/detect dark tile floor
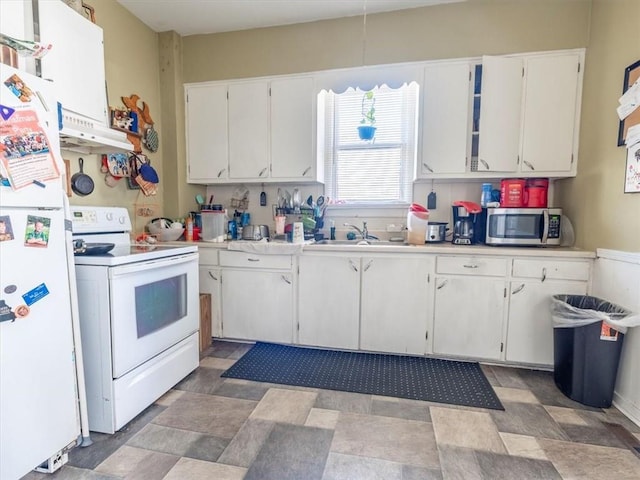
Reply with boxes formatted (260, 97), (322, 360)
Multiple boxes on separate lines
(23, 340), (640, 480)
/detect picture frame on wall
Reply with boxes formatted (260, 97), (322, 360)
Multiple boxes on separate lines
(624, 142), (640, 193)
(617, 59), (640, 147)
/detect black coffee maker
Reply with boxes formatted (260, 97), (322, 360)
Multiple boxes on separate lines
(452, 201), (487, 245)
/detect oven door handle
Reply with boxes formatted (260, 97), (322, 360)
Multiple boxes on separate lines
(109, 253), (198, 277)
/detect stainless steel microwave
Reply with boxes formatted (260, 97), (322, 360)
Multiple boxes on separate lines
(485, 208), (562, 246)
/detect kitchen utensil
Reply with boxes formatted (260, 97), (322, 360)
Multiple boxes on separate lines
(426, 222), (448, 243)
(306, 195), (313, 207)
(73, 240), (115, 255)
(284, 189), (292, 209)
(292, 188), (301, 211)
(195, 194), (205, 206)
(241, 224), (270, 241)
(71, 157), (94, 196)
(147, 220), (185, 242)
(260, 183), (267, 206)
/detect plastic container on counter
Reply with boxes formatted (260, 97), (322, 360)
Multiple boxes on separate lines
(524, 178), (549, 208)
(500, 178), (526, 207)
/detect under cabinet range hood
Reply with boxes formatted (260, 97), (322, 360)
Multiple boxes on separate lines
(35, 0), (134, 154)
(58, 109), (133, 154)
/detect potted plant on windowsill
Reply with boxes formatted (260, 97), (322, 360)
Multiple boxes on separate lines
(358, 90), (376, 141)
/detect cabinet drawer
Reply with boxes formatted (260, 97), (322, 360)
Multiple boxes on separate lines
(512, 258), (590, 281)
(437, 256), (508, 276)
(219, 250), (292, 269)
(198, 248), (219, 266)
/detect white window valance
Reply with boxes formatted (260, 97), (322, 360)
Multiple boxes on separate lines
(314, 64), (423, 94)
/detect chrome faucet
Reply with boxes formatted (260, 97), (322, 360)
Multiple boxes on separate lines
(344, 221), (378, 240)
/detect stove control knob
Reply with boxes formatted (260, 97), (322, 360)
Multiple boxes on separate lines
(119, 216), (126, 224)
(105, 212), (113, 221)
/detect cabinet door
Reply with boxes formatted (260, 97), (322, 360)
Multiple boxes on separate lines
(228, 81), (270, 179)
(39, 0), (107, 123)
(477, 56), (523, 172)
(433, 276), (506, 360)
(420, 63), (470, 176)
(221, 269), (293, 343)
(270, 76), (316, 180)
(506, 280), (587, 366)
(185, 84), (229, 182)
(298, 255), (360, 350)
(360, 256), (433, 355)
(199, 267), (222, 338)
(520, 53), (581, 173)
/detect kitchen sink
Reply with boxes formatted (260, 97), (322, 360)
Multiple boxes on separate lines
(314, 239), (408, 246)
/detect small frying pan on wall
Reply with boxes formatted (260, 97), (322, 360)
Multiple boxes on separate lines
(71, 157), (95, 196)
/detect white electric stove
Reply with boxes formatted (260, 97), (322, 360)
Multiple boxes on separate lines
(70, 206), (196, 266)
(69, 206), (200, 434)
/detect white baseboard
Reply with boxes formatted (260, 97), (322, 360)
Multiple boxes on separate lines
(613, 392), (640, 428)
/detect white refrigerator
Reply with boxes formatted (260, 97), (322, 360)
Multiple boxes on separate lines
(0, 64), (83, 479)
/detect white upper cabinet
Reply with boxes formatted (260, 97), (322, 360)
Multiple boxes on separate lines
(520, 53), (581, 173)
(418, 62), (471, 177)
(475, 50), (583, 177)
(185, 76), (319, 184)
(228, 81), (270, 180)
(477, 55), (524, 173)
(185, 84), (229, 183)
(270, 76), (316, 180)
(38, 0), (107, 124)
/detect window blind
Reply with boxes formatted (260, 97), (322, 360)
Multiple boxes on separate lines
(322, 83), (419, 204)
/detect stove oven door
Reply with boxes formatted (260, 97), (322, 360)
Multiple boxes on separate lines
(108, 253), (199, 378)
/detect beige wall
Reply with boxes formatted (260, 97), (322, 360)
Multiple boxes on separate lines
(67, 0), (166, 236)
(557, 0), (640, 251)
(182, 0), (590, 82)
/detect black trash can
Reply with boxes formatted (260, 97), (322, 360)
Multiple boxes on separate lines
(551, 295), (632, 408)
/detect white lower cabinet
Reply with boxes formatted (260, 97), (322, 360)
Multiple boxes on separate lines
(298, 254), (360, 350)
(298, 253), (434, 354)
(433, 276), (506, 361)
(219, 251), (294, 343)
(360, 256), (434, 355)
(433, 255), (508, 361)
(505, 258), (591, 366)
(506, 280), (587, 366)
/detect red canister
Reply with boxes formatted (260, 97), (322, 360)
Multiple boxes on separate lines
(524, 178), (549, 208)
(500, 179), (526, 207)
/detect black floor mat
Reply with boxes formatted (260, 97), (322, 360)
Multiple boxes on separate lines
(221, 342), (504, 410)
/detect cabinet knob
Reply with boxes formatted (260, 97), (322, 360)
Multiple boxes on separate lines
(302, 167), (311, 176)
(281, 275), (292, 285)
(512, 283), (525, 295)
(541, 267), (547, 282)
(258, 167), (268, 177)
(479, 159), (490, 170)
(363, 260), (373, 271)
(348, 259), (358, 272)
(217, 168), (226, 178)
(423, 163), (434, 173)
(208, 272), (218, 281)
(437, 280), (448, 289)
(523, 160), (535, 171)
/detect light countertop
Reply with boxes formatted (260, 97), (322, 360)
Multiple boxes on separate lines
(165, 239), (595, 259)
